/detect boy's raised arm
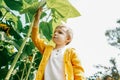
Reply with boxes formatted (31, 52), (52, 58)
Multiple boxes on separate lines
(31, 8), (46, 54)
(33, 7), (42, 27)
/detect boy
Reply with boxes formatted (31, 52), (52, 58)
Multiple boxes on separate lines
(31, 8), (85, 80)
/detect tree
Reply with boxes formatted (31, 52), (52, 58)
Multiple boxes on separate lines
(87, 19), (120, 80)
(0, 0), (80, 80)
(105, 19), (120, 49)
(104, 19), (120, 80)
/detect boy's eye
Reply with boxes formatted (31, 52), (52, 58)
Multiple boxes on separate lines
(58, 31), (63, 34)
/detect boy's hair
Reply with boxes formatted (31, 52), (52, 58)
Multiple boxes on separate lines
(56, 25), (73, 45)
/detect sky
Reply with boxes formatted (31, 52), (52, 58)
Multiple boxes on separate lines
(65, 0), (120, 77)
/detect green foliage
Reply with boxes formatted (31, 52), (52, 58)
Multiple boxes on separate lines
(0, 66), (8, 79)
(24, 0), (38, 4)
(4, 0), (23, 11)
(21, 41), (35, 59)
(20, 1), (43, 15)
(0, 10), (2, 18)
(0, 39), (18, 69)
(0, 48), (10, 67)
(17, 17), (23, 32)
(40, 20), (53, 41)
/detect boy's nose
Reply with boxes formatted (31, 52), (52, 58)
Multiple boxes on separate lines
(54, 32), (58, 35)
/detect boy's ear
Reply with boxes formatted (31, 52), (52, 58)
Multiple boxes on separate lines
(66, 37), (71, 44)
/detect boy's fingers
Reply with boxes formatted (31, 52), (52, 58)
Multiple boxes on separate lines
(34, 7), (42, 17)
(37, 7), (42, 13)
(38, 7), (42, 11)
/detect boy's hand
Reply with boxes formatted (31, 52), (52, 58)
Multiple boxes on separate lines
(34, 7), (42, 20)
(33, 7), (42, 27)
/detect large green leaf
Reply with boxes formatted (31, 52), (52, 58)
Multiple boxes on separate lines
(40, 21), (53, 41)
(34, 52), (42, 69)
(46, 0), (80, 21)
(5, 22), (23, 40)
(25, 12), (46, 23)
(0, 68), (8, 79)
(21, 1), (46, 23)
(4, 0), (23, 11)
(25, 13), (33, 23)
(20, 1), (46, 15)
(20, 2), (39, 14)
(23, 42), (35, 56)
(0, 48), (10, 67)
(5, 13), (18, 30)
(21, 25), (29, 35)
(51, 9), (63, 30)
(17, 17), (23, 32)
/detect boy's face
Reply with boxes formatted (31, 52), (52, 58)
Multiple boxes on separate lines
(52, 27), (70, 45)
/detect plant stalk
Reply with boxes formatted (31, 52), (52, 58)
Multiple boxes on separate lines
(25, 52), (36, 80)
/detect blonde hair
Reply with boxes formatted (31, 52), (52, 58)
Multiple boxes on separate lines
(56, 25), (73, 45)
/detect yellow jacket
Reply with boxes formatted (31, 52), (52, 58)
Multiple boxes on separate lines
(32, 27), (85, 80)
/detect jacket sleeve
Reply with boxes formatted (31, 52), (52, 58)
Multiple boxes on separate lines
(31, 27), (46, 54)
(71, 48), (86, 80)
